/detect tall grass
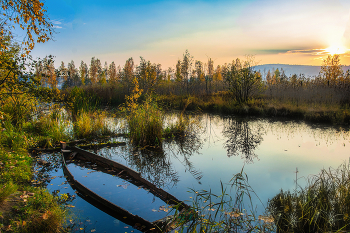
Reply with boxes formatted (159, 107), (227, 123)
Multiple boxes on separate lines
(64, 86), (100, 116)
(121, 78), (200, 147)
(170, 168), (275, 232)
(120, 78), (164, 147)
(0, 93), (37, 126)
(163, 98), (202, 140)
(268, 161), (350, 232)
(0, 120), (30, 150)
(73, 110), (114, 139)
(26, 108), (71, 148)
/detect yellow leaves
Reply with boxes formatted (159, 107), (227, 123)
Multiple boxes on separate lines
(2, 0), (53, 55)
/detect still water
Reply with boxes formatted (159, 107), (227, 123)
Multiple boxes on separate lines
(37, 114), (350, 232)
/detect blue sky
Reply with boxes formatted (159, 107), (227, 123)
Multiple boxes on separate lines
(31, 0), (350, 68)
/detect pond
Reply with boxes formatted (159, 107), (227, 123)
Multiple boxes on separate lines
(35, 113), (350, 232)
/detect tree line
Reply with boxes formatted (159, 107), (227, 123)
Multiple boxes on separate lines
(35, 51), (350, 105)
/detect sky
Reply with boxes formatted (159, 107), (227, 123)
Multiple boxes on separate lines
(30, 0), (350, 69)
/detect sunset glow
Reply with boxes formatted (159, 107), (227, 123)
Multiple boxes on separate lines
(325, 44), (348, 55)
(29, 0), (350, 67)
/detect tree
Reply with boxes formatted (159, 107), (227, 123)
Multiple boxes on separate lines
(206, 58), (214, 94)
(0, 0), (53, 55)
(67, 60), (79, 86)
(89, 57), (101, 84)
(122, 57), (135, 94)
(136, 57), (158, 94)
(79, 61), (88, 85)
(59, 61), (68, 85)
(107, 61), (117, 83)
(320, 54), (343, 86)
(213, 65), (223, 92)
(195, 60), (204, 82)
(36, 56), (56, 88)
(273, 68), (280, 84)
(224, 57), (261, 103)
(181, 50), (193, 94)
(99, 61), (107, 84)
(175, 59), (182, 83)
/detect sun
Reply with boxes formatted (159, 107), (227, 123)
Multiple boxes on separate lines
(325, 44), (347, 55)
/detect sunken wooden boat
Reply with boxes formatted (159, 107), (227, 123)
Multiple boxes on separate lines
(60, 142), (194, 232)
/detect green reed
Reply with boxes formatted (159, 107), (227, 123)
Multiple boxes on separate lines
(268, 160), (350, 232)
(73, 110), (114, 139)
(169, 167), (275, 233)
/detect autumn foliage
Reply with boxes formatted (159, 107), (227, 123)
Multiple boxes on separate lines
(0, 0), (53, 55)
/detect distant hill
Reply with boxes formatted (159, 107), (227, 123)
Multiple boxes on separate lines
(253, 64), (350, 78)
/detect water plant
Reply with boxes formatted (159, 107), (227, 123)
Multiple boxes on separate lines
(64, 86), (100, 116)
(170, 167), (275, 232)
(27, 108), (71, 148)
(268, 160), (350, 232)
(73, 110), (114, 139)
(121, 77), (164, 147)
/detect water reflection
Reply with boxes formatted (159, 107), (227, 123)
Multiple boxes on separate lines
(128, 147), (180, 188)
(32, 152), (63, 187)
(164, 133), (203, 184)
(223, 118), (263, 163)
(128, 131), (204, 187)
(94, 131), (204, 189)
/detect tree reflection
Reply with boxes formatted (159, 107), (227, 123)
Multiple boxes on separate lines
(127, 146), (180, 189)
(165, 133), (203, 184)
(122, 131), (204, 188)
(223, 118), (263, 163)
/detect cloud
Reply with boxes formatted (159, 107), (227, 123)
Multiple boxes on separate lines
(285, 49), (327, 55)
(52, 20), (62, 25)
(53, 25), (63, 29)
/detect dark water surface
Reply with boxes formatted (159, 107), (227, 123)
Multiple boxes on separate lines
(37, 114), (350, 232)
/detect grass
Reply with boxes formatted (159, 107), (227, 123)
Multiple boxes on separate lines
(170, 161), (350, 233)
(169, 168), (275, 232)
(158, 93), (350, 124)
(0, 182), (17, 204)
(123, 94), (164, 147)
(268, 160), (350, 232)
(0, 102), (70, 232)
(0, 147), (69, 232)
(121, 78), (201, 148)
(64, 86), (101, 116)
(25, 108), (71, 148)
(73, 110), (115, 139)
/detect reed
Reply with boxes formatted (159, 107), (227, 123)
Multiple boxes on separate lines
(0, 93), (37, 126)
(73, 110), (114, 139)
(171, 168), (275, 232)
(268, 161), (350, 232)
(64, 86), (100, 116)
(27, 109), (71, 148)
(120, 77), (164, 147)
(125, 96), (164, 147)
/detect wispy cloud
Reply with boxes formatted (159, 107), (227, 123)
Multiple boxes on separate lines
(52, 20), (62, 25)
(285, 49), (327, 55)
(53, 25), (63, 29)
(285, 49), (350, 56)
